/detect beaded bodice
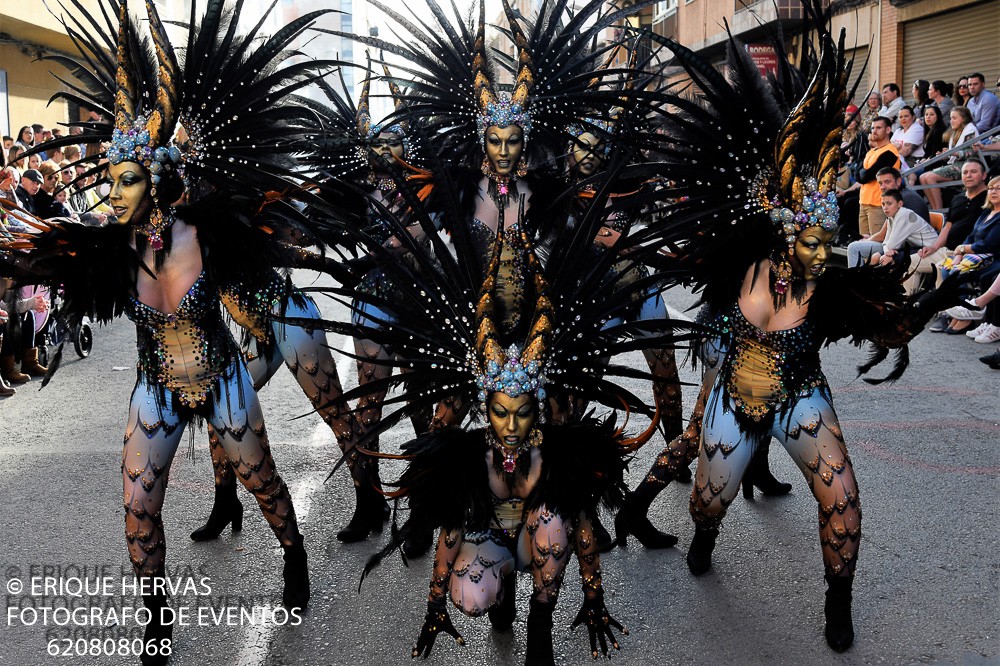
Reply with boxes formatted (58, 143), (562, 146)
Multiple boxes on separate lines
(219, 270), (285, 344)
(125, 272), (238, 408)
(719, 303), (826, 422)
(471, 218), (526, 333)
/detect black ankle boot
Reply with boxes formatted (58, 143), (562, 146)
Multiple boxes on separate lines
(488, 572), (516, 630)
(524, 598), (555, 665)
(190, 483), (243, 541)
(824, 574), (855, 652)
(742, 443), (792, 500)
(686, 524), (718, 576)
(402, 525), (435, 558)
(282, 537), (310, 610)
(140, 594), (173, 665)
(336, 485), (388, 543)
(615, 483), (677, 549)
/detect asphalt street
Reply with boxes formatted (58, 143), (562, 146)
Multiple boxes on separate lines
(0, 269), (997, 666)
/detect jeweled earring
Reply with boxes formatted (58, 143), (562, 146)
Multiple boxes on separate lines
(516, 158), (528, 178)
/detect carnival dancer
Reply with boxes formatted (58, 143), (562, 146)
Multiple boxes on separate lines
(621, 5), (963, 651)
(299, 58), (438, 543)
(0, 1), (337, 661)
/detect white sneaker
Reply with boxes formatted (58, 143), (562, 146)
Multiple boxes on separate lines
(945, 305), (985, 321)
(974, 324), (1000, 344)
(967, 322), (991, 338)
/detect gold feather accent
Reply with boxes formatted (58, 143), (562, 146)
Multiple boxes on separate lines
(113, 0), (136, 130)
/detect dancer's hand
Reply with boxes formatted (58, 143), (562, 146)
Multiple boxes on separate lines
(571, 594), (627, 659)
(412, 600), (464, 658)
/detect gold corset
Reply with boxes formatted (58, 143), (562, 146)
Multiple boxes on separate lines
(492, 498), (525, 532)
(729, 337), (783, 420)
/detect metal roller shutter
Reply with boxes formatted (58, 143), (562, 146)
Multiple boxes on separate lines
(902, 1), (1000, 92)
(845, 46), (872, 99)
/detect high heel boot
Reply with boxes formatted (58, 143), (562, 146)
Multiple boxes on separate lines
(524, 597), (555, 665)
(824, 574), (855, 652)
(140, 593), (173, 665)
(336, 483), (389, 543)
(282, 536), (310, 610)
(742, 441), (792, 500)
(190, 483), (243, 541)
(685, 523), (719, 576)
(615, 480), (677, 549)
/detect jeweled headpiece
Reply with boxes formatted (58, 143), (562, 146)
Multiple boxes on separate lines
(474, 0), (534, 144)
(357, 52), (413, 166)
(110, 0), (182, 250)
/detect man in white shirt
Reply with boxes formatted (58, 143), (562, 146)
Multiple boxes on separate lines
(878, 83), (906, 130)
(847, 189), (939, 294)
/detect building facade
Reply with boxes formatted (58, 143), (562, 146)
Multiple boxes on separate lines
(648, 0), (999, 105)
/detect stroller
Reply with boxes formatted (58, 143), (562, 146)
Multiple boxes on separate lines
(36, 286), (93, 367)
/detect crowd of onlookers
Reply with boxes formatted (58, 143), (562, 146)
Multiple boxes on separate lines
(835, 72), (1000, 370)
(2, 73), (998, 395)
(0, 119), (115, 397)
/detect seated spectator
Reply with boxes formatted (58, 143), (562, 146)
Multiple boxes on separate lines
(26, 153), (41, 171)
(33, 160), (63, 218)
(918, 106), (948, 169)
(930, 175), (1000, 334)
(877, 166), (929, 221)
(879, 83), (906, 129)
(63, 145), (81, 163)
(966, 72), (1000, 133)
(919, 106), (978, 211)
(929, 80), (954, 118)
(847, 190), (938, 292)
(860, 90), (881, 132)
(1, 136), (12, 153)
(6, 144), (26, 170)
(14, 169), (43, 215)
(891, 106), (924, 166)
(15, 126), (34, 148)
(911, 80), (930, 124)
(959, 272), (1000, 359)
(954, 77), (971, 107)
(0, 284), (49, 385)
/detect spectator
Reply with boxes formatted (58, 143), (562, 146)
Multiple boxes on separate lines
(51, 128), (63, 139)
(26, 153), (42, 171)
(919, 106), (948, 165)
(878, 83), (906, 129)
(51, 187), (77, 220)
(6, 144), (26, 170)
(15, 126), (34, 148)
(0, 284), (49, 384)
(1, 136), (12, 153)
(850, 117), (900, 237)
(929, 80), (954, 118)
(954, 77), (971, 107)
(921, 159), (990, 257)
(966, 72), (1000, 132)
(961, 272), (1000, 359)
(57, 160), (74, 189)
(15, 169), (43, 215)
(919, 106), (978, 210)
(911, 80), (931, 123)
(860, 90), (882, 132)
(891, 106), (924, 166)
(931, 174), (1000, 334)
(877, 166), (929, 221)
(34, 160), (63, 218)
(30, 123), (43, 136)
(847, 189), (938, 281)
(63, 145), (81, 163)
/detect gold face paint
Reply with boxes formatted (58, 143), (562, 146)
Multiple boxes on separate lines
(484, 125), (524, 176)
(107, 161), (152, 225)
(568, 131), (603, 176)
(792, 227), (835, 281)
(487, 392), (536, 449)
